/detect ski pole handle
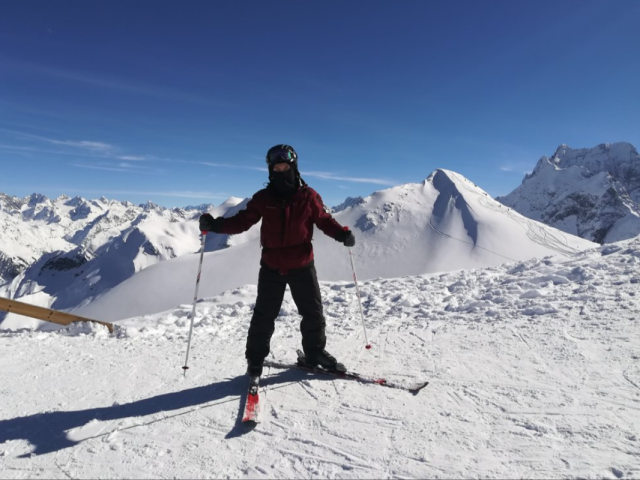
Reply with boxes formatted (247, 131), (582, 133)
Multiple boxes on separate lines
(182, 231), (207, 376)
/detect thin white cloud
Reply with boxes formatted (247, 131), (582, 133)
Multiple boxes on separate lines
(499, 164), (532, 175)
(199, 161), (267, 172)
(118, 155), (148, 161)
(0, 144), (114, 162)
(4, 129), (117, 153)
(0, 142), (139, 161)
(303, 170), (396, 186)
(0, 128), (164, 164)
(25, 187), (228, 200)
(50, 139), (115, 152)
(71, 163), (163, 174)
(71, 164), (134, 173)
(0, 143), (43, 152)
(198, 162), (395, 185)
(1, 57), (231, 107)
(105, 190), (227, 199)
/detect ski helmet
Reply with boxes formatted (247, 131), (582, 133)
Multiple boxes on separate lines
(265, 144), (298, 168)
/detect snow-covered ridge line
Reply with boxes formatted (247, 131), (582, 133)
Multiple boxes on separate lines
(0, 191), (207, 214)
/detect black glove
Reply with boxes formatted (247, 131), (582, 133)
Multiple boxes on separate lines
(199, 213), (223, 233)
(341, 230), (356, 247)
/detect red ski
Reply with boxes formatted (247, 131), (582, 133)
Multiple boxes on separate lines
(242, 376), (261, 424)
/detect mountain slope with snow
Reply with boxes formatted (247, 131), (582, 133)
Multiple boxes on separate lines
(0, 194), (247, 327)
(497, 142), (640, 244)
(0, 169), (596, 327)
(68, 169), (595, 323)
(0, 193), (201, 286)
(1, 236), (638, 479)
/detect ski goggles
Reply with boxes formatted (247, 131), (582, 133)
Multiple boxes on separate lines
(266, 148), (296, 165)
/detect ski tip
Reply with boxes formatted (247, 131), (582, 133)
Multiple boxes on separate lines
(409, 382), (429, 395)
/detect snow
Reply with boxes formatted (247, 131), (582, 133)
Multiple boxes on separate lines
(1, 169), (595, 327)
(0, 194), (223, 326)
(1, 236), (639, 478)
(2, 167), (636, 478)
(69, 169), (595, 322)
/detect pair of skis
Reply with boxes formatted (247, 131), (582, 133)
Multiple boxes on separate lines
(241, 350), (429, 424)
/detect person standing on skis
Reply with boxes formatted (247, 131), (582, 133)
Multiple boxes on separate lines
(199, 144), (356, 377)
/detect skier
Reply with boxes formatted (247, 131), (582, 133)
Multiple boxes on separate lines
(199, 144), (356, 377)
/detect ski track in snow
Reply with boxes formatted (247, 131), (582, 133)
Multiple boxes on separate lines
(2, 239), (640, 479)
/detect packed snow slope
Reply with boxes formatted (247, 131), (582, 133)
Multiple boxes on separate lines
(498, 142), (640, 244)
(1, 237), (639, 479)
(70, 169), (595, 322)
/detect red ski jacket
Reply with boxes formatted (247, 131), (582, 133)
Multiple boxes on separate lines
(219, 186), (347, 274)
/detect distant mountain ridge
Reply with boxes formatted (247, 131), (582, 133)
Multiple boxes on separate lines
(497, 142), (640, 243)
(2, 168), (598, 327)
(0, 193), (247, 321)
(0, 193), (196, 284)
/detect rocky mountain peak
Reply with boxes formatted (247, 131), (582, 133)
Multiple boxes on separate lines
(140, 200), (166, 213)
(0, 193), (23, 212)
(498, 142), (640, 244)
(27, 193), (50, 207)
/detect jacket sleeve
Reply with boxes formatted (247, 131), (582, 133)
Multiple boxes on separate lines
(310, 189), (349, 240)
(219, 193), (263, 234)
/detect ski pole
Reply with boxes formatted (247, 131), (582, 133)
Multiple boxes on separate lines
(182, 231), (207, 376)
(348, 247), (372, 349)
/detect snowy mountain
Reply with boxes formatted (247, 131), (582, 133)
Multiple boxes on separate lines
(2, 170), (636, 478)
(497, 142), (640, 244)
(0, 193), (191, 283)
(0, 193), (244, 318)
(1, 234), (638, 478)
(1, 169), (596, 328)
(63, 169), (596, 323)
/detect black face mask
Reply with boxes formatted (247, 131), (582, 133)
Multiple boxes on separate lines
(269, 168), (297, 197)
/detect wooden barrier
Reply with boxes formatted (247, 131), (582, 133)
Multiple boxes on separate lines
(0, 297), (114, 333)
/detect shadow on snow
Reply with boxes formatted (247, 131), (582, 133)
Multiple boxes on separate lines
(0, 369), (335, 457)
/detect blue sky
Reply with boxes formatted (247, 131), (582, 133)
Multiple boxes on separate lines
(1, 0), (639, 208)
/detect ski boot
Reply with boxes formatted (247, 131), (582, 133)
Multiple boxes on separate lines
(298, 349), (347, 373)
(246, 359), (264, 378)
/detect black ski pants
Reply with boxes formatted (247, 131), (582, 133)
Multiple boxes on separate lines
(246, 261), (326, 364)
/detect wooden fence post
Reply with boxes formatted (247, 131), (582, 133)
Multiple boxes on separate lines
(0, 297), (114, 333)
